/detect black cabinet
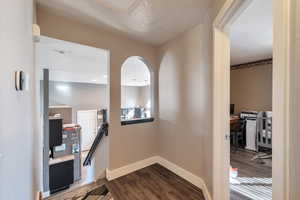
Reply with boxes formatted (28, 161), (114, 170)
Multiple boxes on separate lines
(49, 118), (63, 148)
(49, 159), (74, 194)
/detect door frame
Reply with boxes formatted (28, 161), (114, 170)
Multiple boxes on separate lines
(212, 0), (291, 199)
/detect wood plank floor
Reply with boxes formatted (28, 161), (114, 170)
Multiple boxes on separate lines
(230, 149), (272, 200)
(45, 164), (205, 200)
(107, 164), (205, 200)
(230, 149), (271, 178)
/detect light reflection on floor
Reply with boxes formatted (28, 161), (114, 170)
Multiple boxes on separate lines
(231, 177), (272, 200)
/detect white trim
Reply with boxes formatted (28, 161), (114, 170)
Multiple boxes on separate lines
(213, 0), (252, 31)
(213, 0), (290, 199)
(212, 2), (252, 199)
(106, 156), (211, 200)
(158, 157), (212, 200)
(106, 156), (158, 181)
(212, 26), (231, 200)
(272, 0), (290, 199)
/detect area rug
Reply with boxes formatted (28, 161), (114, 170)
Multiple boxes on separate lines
(74, 185), (113, 200)
(230, 177), (272, 200)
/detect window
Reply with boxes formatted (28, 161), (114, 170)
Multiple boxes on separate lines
(121, 57), (154, 125)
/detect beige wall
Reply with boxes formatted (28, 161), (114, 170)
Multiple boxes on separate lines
(289, 0), (300, 198)
(37, 6), (159, 172)
(158, 16), (214, 192)
(0, 0), (36, 199)
(230, 64), (273, 113)
(156, 0), (224, 195)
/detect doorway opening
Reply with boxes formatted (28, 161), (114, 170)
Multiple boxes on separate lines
(229, 1), (273, 199)
(213, 0), (289, 199)
(36, 36), (110, 195)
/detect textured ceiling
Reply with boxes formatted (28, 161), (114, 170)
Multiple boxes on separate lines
(37, 0), (211, 46)
(230, 0), (272, 65)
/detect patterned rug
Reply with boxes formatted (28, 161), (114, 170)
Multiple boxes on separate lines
(73, 185), (113, 200)
(230, 177), (272, 200)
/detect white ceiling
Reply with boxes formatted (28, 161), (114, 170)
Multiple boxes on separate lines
(36, 36), (109, 84)
(230, 0), (273, 66)
(36, 36), (150, 86)
(37, 0), (211, 46)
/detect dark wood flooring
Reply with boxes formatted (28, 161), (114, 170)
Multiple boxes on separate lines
(230, 149), (272, 200)
(230, 149), (271, 178)
(107, 164), (205, 200)
(45, 164), (205, 200)
(47, 151), (270, 200)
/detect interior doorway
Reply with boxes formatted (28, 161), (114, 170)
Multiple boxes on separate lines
(212, 0), (290, 199)
(77, 110), (98, 152)
(229, 1), (273, 199)
(36, 36), (110, 195)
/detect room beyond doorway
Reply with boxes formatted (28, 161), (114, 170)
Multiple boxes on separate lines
(212, 0), (290, 199)
(229, 0), (273, 199)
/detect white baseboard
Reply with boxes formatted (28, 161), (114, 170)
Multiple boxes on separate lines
(157, 157), (212, 200)
(106, 156), (212, 200)
(106, 156), (159, 181)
